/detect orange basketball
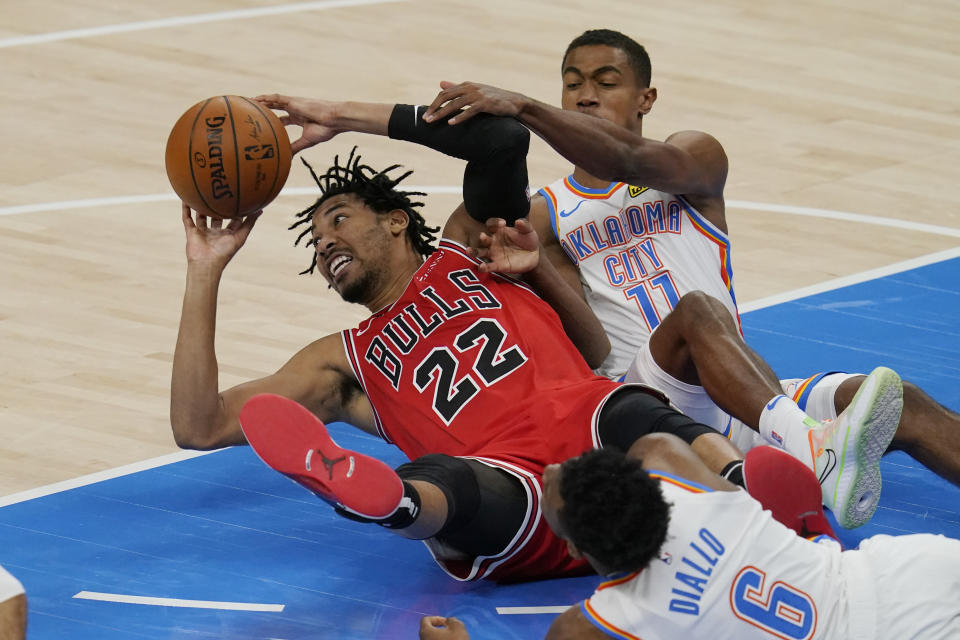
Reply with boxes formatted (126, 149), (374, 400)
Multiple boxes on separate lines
(165, 95), (292, 218)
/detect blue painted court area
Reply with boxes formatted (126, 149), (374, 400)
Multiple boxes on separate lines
(2, 258), (960, 639)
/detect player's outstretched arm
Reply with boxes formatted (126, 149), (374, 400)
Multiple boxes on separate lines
(172, 327), (374, 450)
(171, 204), (262, 449)
(254, 95), (393, 155)
(424, 81), (727, 199)
(258, 95), (531, 234)
(170, 204), (376, 449)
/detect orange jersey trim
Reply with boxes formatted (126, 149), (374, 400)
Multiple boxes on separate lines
(582, 599), (645, 640)
(596, 570), (642, 591)
(648, 471), (708, 494)
(562, 176), (626, 199)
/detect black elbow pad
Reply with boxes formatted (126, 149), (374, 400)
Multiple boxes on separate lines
(388, 104), (531, 223)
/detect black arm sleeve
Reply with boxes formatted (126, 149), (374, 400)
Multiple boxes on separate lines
(388, 104), (531, 223)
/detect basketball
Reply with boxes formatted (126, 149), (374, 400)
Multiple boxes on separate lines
(165, 95), (292, 218)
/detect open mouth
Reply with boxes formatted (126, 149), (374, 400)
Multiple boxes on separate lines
(328, 254), (353, 279)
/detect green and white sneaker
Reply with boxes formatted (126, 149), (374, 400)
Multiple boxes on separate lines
(808, 366), (903, 529)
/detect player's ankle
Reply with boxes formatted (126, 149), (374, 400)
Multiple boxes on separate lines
(335, 480), (422, 528)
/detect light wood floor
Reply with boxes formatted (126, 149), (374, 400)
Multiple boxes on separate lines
(2, 0), (959, 495)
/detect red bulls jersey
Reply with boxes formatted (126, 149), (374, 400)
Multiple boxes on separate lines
(342, 239), (619, 472)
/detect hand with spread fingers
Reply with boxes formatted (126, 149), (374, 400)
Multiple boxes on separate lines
(424, 81), (528, 125)
(471, 217), (541, 275)
(254, 94), (343, 154)
(181, 204), (261, 269)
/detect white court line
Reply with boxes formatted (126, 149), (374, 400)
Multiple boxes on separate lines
(0, 187), (461, 217)
(0, 0), (404, 49)
(3, 245), (956, 506)
(727, 200), (960, 239)
(0, 196), (958, 505)
(739, 246), (960, 312)
(0, 450), (216, 508)
(496, 606), (569, 615)
(2, 193), (959, 240)
(73, 590), (284, 612)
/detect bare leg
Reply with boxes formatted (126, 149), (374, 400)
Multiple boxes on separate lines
(690, 432), (744, 476)
(836, 377), (960, 487)
(390, 480), (449, 540)
(648, 291), (784, 427)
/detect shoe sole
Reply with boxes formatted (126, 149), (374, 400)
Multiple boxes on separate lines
(238, 393), (403, 519)
(744, 446), (837, 540)
(828, 367), (902, 529)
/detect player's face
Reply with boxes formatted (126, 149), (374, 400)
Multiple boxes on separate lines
(560, 45), (655, 131)
(311, 194), (396, 304)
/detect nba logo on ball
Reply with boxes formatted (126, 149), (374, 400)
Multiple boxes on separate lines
(165, 95), (292, 218)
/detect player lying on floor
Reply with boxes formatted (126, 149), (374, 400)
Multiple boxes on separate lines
(418, 436), (960, 640)
(171, 96), (899, 581)
(419, 28), (960, 528)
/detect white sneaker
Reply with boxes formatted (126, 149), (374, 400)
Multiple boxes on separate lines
(808, 366), (902, 529)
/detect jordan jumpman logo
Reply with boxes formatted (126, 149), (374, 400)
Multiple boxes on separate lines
(319, 451), (346, 480)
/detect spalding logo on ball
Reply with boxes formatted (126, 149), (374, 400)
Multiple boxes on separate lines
(165, 95), (292, 218)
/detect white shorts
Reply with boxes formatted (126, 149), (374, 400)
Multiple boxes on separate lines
(0, 564), (24, 603)
(843, 533), (960, 640)
(623, 340), (859, 452)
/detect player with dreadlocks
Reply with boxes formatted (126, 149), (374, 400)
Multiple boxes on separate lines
(289, 148), (438, 276)
(170, 96), (838, 582)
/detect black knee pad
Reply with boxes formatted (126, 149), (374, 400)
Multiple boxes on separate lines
(598, 386), (717, 451)
(396, 454), (482, 534)
(396, 454), (527, 558)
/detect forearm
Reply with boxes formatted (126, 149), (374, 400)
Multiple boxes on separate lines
(170, 265), (231, 449)
(329, 101), (393, 136)
(525, 258), (610, 369)
(517, 99), (673, 186)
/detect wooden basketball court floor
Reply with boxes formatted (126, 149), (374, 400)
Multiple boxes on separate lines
(2, 1), (960, 638)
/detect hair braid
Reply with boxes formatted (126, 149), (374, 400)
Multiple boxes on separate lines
(290, 147), (439, 275)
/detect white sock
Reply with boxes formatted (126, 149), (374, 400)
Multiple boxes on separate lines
(758, 395), (821, 470)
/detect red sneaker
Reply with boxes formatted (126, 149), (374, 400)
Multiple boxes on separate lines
(239, 394), (404, 520)
(743, 446), (838, 541)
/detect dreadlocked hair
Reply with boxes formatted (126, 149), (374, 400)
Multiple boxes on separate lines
(289, 147), (440, 275)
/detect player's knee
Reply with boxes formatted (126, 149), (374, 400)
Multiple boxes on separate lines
(397, 454), (481, 535)
(674, 290), (713, 314)
(674, 291), (733, 329)
(397, 455), (528, 558)
(834, 375), (866, 414)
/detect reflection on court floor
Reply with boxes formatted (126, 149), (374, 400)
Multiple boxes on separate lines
(2, 259), (959, 639)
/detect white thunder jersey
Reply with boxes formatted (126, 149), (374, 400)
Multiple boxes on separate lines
(584, 474), (848, 640)
(539, 176), (739, 379)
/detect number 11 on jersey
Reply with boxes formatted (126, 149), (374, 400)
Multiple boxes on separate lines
(624, 272), (681, 331)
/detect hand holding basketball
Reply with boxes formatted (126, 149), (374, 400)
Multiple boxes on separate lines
(165, 95), (292, 219)
(180, 204), (261, 268)
(254, 94), (343, 154)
